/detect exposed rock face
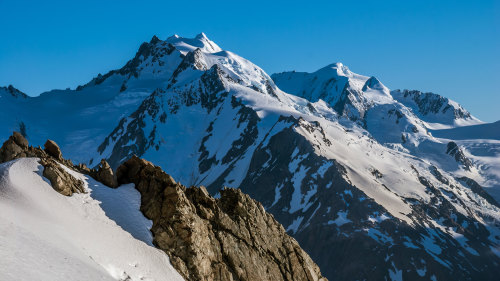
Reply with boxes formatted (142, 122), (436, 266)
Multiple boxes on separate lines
(95, 159), (118, 188)
(394, 89), (472, 119)
(446, 141), (473, 170)
(41, 157), (85, 196)
(116, 156), (327, 281)
(44, 140), (63, 160)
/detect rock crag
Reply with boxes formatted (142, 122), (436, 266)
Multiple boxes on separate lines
(95, 159), (118, 188)
(0, 132), (85, 196)
(117, 156), (327, 281)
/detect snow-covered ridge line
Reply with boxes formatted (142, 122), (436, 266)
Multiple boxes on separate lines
(0, 157), (183, 281)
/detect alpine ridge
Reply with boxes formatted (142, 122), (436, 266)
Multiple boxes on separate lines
(1, 33), (500, 280)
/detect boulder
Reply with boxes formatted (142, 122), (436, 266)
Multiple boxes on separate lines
(44, 139), (62, 160)
(95, 159), (118, 188)
(0, 131), (29, 162)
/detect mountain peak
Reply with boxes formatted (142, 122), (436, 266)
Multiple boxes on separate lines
(165, 33), (222, 54)
(319, 62), (353, 77)
(195, 32), (208, 40)
(150, 35), (160, 44)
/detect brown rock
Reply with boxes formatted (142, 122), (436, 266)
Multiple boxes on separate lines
(44, 139), (62, 160)
(76, 163), (91, 174)
(41, 158), (85, 196)
(0, 131), (29, 162)
(1, 132), (85, 197)
(117, 156), (327, 281)
(95, 159), (118, 188)
(11, 131), (29, 149)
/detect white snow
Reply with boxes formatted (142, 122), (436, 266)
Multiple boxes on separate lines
(0, 158), (183, 281)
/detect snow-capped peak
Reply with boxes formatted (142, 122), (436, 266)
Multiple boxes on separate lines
(319, 62), (354, 77)
(195, 32), (208, 40)
(165, 33), (222, 55)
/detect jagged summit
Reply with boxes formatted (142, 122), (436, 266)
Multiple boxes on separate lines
(149, 34), (161, 44)
(0, 85), (28, 99)
(390, 89), (480, 126)
(165, 32), (222, 54)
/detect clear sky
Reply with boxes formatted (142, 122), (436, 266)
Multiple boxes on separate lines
(1, 0), (498, 121)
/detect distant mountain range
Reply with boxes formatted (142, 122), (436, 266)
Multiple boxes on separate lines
(1, 33), (499, 280)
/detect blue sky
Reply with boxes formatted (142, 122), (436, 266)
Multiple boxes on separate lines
(1, 0), (498, 121)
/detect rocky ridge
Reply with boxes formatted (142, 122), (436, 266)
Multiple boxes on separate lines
(116, 156), (327, 281)
(0, 132), (85, 196)
(0, 132), (119, 195)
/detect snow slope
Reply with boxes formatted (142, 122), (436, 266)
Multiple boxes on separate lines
(428, 121), (500, 202)
(0, 158), (183, 281)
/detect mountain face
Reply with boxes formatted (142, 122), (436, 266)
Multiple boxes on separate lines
(272, 64), (497, 204)
(2, 33), (500, 280)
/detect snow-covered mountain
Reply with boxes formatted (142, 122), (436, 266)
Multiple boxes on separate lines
(1, 33), (500, 280)
(271, 65), (481, 128)
(272, 64), (497, 203)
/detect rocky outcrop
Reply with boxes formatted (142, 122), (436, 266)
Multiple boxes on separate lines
(0, 132), (30, 162)
(44, 140), (63, 160)
(41, 157), (85, 196)
(94, 159), (118, 188)
(116, 156), (327, 281)
(0, 132), (86, 196)
(446, 141), (473, 170)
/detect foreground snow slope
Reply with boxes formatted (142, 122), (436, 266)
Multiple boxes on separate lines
(0, 158), (183, 281)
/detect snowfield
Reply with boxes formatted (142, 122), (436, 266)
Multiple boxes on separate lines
(0, 158), (183, 281)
